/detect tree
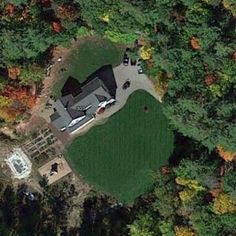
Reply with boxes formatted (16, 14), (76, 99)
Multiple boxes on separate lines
(159, 221), (175, 236)
(0, 185), (16, 229)
(152, 171), (179, 219)
(0, 96), (12, 108)
(129, 214), (155, 236)
(19, 64), (44, 85)
(212, 193), (236, 215)
(175, 177), (205, 203)
(223, 171), (236, 200)
(174, 226), (196, 236)
(174, 159), (218, 189)
(0, 0), (83, 66)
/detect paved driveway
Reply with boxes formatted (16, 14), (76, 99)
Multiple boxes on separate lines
(113, 63), (162, 107)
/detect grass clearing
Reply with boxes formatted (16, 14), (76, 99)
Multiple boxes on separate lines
(66, 91), (173, 203)
(53, 36), (124, 97)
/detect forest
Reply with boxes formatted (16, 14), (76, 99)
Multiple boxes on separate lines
(0, 0), (235, 235)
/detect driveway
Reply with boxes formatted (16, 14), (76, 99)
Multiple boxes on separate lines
(97, 63), (161, 117)
(113, 63), (161, 105)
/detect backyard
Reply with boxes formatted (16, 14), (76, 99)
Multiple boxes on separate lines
(53, 36), (124, 97)
(65, 91), (174, 203)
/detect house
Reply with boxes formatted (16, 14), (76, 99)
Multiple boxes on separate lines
(50, 65), (117, 134)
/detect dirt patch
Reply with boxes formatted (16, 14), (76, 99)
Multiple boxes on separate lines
(38, 157), (72, 185)
(17, 116), (47, 135)
(0, 127), (17, 139)
(48, 123), (71, 147)
(0, 142), (11, 160)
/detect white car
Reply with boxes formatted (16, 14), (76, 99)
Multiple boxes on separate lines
(137, 66), (144, 74)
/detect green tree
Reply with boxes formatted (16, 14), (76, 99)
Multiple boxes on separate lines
(174, 159), (218, 188)
(223, 171), (236, 200)
(153, 171), (179, 218)
(129, 214), (155, 236)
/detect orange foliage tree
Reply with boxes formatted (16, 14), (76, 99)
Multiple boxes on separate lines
(8, 67), (21, 80)
(232, 51), (236, 62)
(217, 146), (236, 162)
(0, 85), (36, 123)
(190, 37), (201, 50)
(2, 85), (36, 109)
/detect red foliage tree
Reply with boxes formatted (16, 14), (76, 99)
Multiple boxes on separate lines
(232, 51), (236, 62)
(205, 74), (217, 86)
(4, 3), (15, 15)
(52, 21), (62, 33)
(40, 0), (52, 7)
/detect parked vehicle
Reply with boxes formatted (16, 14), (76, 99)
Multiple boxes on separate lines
(137, 58), (142, 66)
(137, 66), (144, 74)
(122, 80), (131, 90)
(130, 58), (137, 66)
(123, 53), (129, 66)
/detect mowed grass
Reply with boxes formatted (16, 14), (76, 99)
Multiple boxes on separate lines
(66, 91), (174, 203)
(53, 36), (124, 97)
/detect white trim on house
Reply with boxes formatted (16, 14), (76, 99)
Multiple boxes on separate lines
(60, 127), (66, 132)
(96, 98), (116, 112)
(85, 104), (92, 110)
(68, 115), (86, 127)
(98, 98), (116, 108)
(70, 117), (95, 134)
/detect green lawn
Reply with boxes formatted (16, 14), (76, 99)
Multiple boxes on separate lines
(53, 36), (124, 97)
(65, 91), (174, 203)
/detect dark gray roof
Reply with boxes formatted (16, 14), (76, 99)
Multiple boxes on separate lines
(95, 94), (107, 102)
(72, 78), (106, 105)
(50, 65), (117, 133)
(50, 112), (60, 121)
(86, 65), (117, 98)
(60, 94), (74, 108)
(67, 109), (85, 119)
(61, 76), (81, 97)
